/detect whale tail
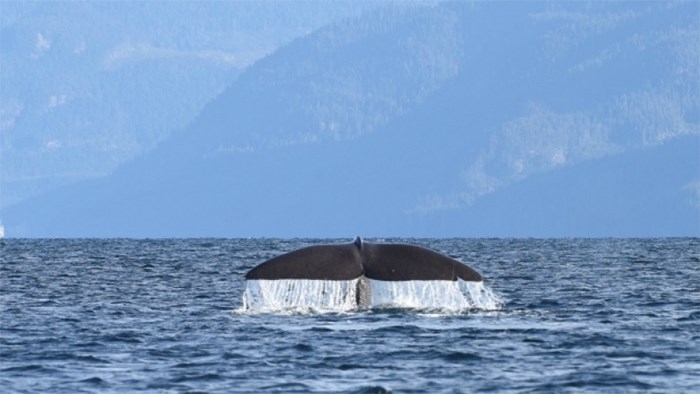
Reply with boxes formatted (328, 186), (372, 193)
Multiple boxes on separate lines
(245, 241), (363, 280)
(361, 242), (482, 282)
(353, 236), (363, 250)
(245, 238), (482, 282)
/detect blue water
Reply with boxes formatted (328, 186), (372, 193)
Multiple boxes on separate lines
(1, 238), (699, 392)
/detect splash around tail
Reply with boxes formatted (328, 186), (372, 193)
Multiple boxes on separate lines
(239, 278), (503, 314)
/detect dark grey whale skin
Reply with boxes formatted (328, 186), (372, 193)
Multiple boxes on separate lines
(245, 237), (483, 282)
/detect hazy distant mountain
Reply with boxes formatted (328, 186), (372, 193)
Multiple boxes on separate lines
(4, 1), (699, 237)
(0, 1), (379, 208)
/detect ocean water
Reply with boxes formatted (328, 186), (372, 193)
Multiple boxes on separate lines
(1, 238), (699, 393)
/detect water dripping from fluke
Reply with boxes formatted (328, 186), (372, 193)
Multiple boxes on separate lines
(238, 278), (503, 314)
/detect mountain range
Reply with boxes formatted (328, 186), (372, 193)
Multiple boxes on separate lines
(3, 1), (699, 237)
(0, 1), (378, 207)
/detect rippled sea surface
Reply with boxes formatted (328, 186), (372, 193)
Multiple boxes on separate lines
(1, 238), (699, 393)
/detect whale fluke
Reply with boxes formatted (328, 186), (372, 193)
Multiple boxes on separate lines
(361, 242), (482, 281)
(245, 242), (363, 280)
(245, 237), (482, 282)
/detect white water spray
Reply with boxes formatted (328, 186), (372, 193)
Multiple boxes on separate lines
(241, 278), (503, 313)
(369, 280), (502, 311)
(242, 279), (360, 312)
